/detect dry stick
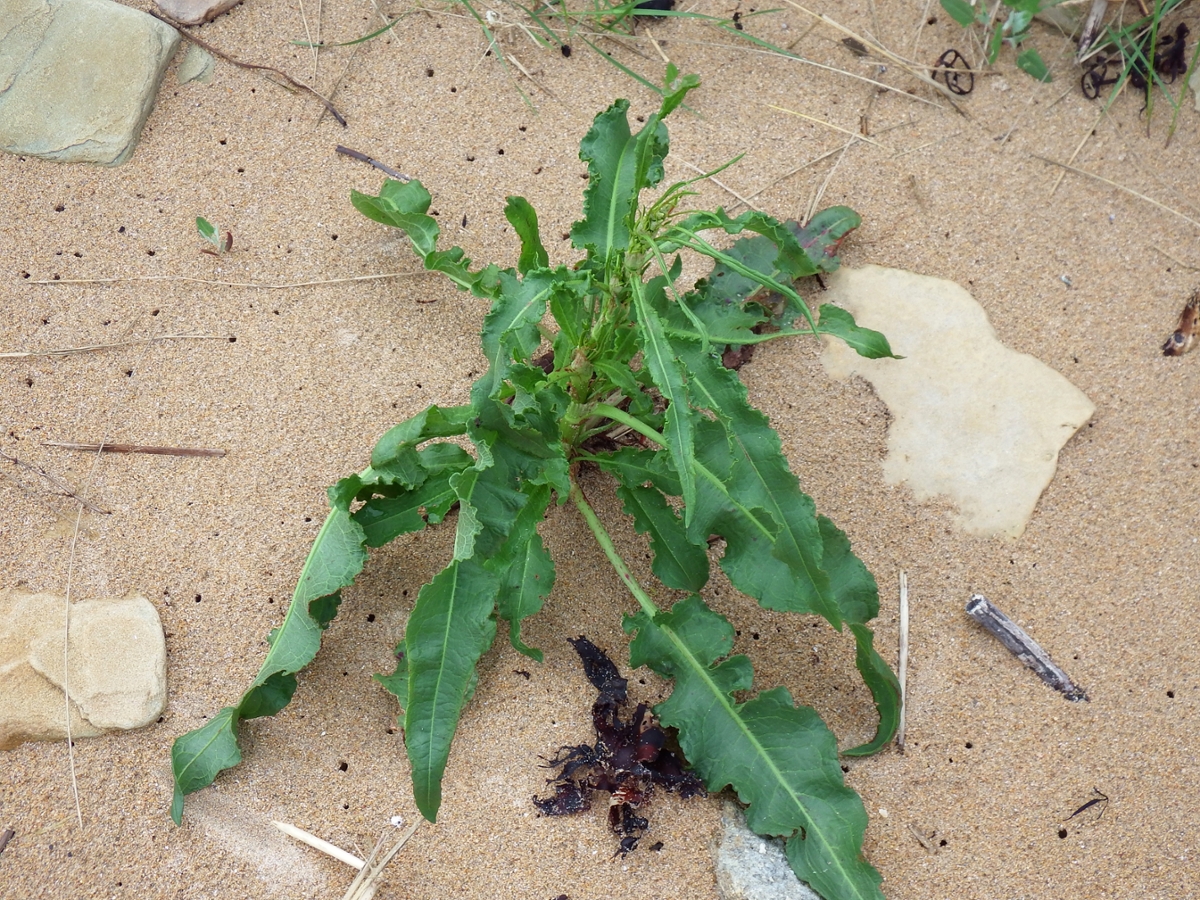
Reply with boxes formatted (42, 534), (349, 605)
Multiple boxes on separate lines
(965, 593), (1087, 701)
(28, 273), (427, 289)
(0, 449), (110, 514)
(0, 333), (227, 359)
(335, 145), (412, 181)
(146, 9), (347, 126)
(0, 828), (13, 855)
(1031, 154), (1200, 231)
(896, 570), (909, 751)
(272, 820), (366, 869)
(43, 442), (227, 458)
(779, 0), (971, 116)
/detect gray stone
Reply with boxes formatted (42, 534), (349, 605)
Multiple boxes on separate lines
(712, 801), (820, 900)
(0, 0), (179, 165)
(177, 43), (214, 84)
(819, 265), (1096, 539)
(154, 0), (243, 26)
(0, 587), (167, 750)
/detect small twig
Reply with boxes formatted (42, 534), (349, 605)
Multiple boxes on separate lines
(147, 9), (347, 126)
(0, 828), (13, 855)
(1032, 154), (1200, 231)
(0, 333), (228, 359)
(42, 442), (227, 458)
(272, 820), (366, 869)
(28, 273), (426, 289)
(896, 570), (909, 751)
(0, 449), (110, 514)
(335, 145), (412, 181)
(965, 594), (1087, 702)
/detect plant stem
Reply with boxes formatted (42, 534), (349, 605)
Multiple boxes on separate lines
(591, 403), (666, 447)
(569, 480), (660, 619)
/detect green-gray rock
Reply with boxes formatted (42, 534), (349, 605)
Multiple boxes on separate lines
(0, 0), (179, 165)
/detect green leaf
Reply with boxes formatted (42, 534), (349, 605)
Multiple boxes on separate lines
(816, 305), (899, 360)
(491, 484), (555, 661)
(632, 277), (697, 521)
(817, 515), (899, 754)
(474, 269), (555, 402)
(987, 24), (1004, 63)
(352, 444), (472, 547)
(1016, 47), (1052, 81)
(370, 405), (473, 473)
(570, 99), (640, 262)
(401, 557), (500, 821)
(626, 596), (884, 900)
(170, 707), (239, 824)
(170, 507), (369, 822)
(673, 340), (841, 627)
(615, 482), (709, 591)
(505, 196), (550, 274)
(351, 179), (502, 298)
(939, 0), (977, 27)
(788, 207), (862, 274)
(195, 216), (217, 242)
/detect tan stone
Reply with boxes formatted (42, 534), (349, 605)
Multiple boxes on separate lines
(0, 588), (166, 750)
(819, 265), (1096, 539)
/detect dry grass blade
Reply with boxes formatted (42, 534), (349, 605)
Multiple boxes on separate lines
(780, 0), (972, 115)
(1032, 154), (1200, 231)
(758, 102), (886, 147)
(0, 449), (110, 514)
(0, 333), (228, 359)
(27, 273), (427, 289)
(678, 160), (763, 211)
(42, 442), (227, 458)
(341, 820), (420, 900)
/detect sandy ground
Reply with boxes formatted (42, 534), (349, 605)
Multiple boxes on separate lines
(2, 0), (1200, 897)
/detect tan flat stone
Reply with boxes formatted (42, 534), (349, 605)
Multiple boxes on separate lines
(0, 587), (166, 750)
(819, 265), (1095, 539)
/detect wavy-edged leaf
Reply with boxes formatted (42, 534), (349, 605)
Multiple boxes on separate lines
(570, 98), (639, 261)
(590, 446), (682, 497)
(625, 596), (884, 900)
(632, 276), (697, 520)
(402, 556), (500, 821)
(787, 207), (861, 274)
(505, 196), (550, 274)
(616, 482), (708, 591)
(170, 707), (240, 824)
(352, 444), (472, 547)
(473, 269), (556, 402)
(351, 179), (502, 298)
(491, 484), (555, 661)
(369, 405), (473, 473)
(673, 339), (840, 626)
(170, 507), (368, 823)
(816, 305), (898, 360)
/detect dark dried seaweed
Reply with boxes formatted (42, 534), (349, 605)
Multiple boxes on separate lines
(533, 637), (705, 855)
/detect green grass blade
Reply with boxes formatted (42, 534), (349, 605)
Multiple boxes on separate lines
(626, 595), (884, 900)
(631, 277), (698, 520)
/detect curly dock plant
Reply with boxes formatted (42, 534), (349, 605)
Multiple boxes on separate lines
(171, 70), (900, 900)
